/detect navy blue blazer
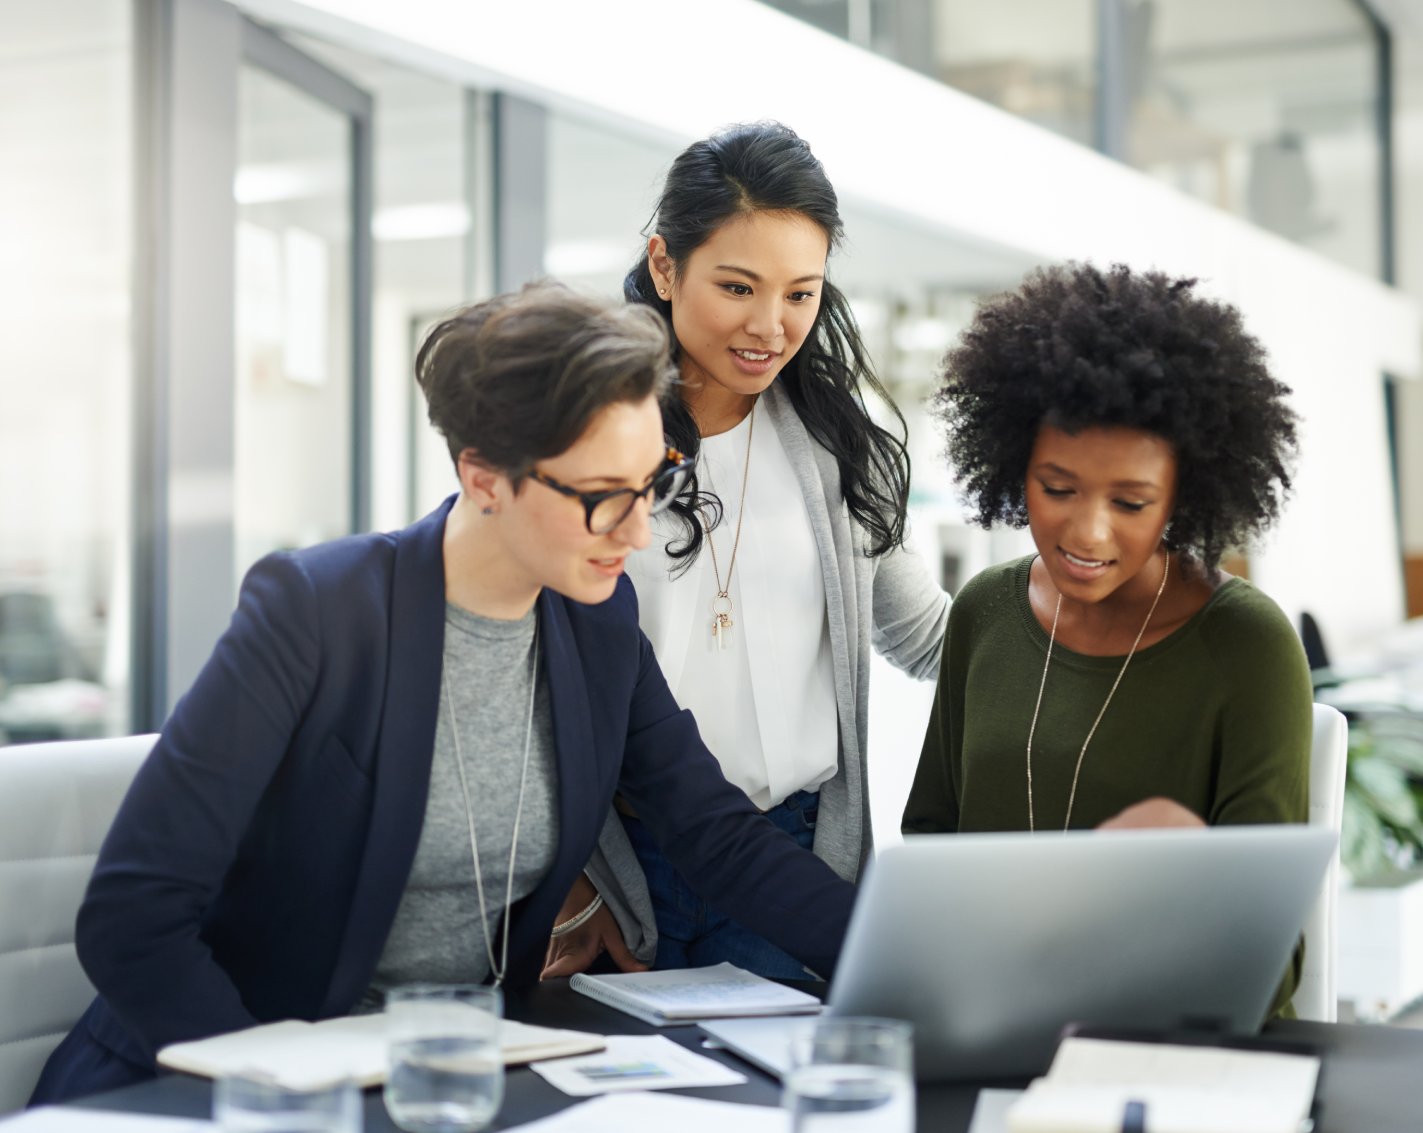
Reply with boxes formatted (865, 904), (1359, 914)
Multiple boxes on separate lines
(38, 498), (854, 1100)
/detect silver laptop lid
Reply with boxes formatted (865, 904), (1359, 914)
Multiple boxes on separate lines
(827, 825), (1336, 1081)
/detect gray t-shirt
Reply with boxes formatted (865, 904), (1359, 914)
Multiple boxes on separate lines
(361, 602), (558, 1007)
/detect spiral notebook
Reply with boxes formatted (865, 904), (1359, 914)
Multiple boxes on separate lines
(569, 963), (821, 1026)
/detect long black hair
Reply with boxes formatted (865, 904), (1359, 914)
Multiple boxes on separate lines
(625, 121), (910, 563)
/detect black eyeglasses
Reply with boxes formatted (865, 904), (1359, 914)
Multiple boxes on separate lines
(527, 448), (693, 535)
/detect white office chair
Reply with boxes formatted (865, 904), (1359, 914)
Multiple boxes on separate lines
(0, 733), (156, 1114)
(1294, 703), (1348, 1023)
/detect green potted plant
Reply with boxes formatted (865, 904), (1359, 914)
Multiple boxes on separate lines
(1340, 709), (1423, 881)
(1333, 705), (1423, 1019)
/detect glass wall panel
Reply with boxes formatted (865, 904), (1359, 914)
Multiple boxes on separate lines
(931, 0), (1099, 148)
(285, 35), (481, 525)
(0, 0), (131, 743)
(1129, 0), (1382, 278)
(545, 111), (678, 300)
(233, 65), (352, 575)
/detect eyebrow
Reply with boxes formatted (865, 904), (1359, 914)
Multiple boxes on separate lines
(1034, 463), (1160, 491)
(567, 458), (668, 491)
(714, 264), (824, 285)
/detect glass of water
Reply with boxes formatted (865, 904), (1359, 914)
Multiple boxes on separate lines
(384, 984), (504, 1133)
(213, 1073), (360, 1132)
(783, 1016), (914, 1133)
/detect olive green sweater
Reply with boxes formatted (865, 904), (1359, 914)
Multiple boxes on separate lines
(902, 555), (1312, 1014)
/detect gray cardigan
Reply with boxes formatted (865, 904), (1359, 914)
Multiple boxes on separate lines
(586, 381), (951, 962)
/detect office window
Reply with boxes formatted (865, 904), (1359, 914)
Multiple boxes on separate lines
(233, 64), (354, 574)
(1128, 0), (1383, 279)
(280, 35), (484, 526)
(0, 0), (132, 743)
(545, 110), (677, 300)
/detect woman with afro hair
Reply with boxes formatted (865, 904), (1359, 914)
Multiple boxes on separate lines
(904, 261), (1311, 919)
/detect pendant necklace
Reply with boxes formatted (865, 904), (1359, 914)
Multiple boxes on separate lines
(702, 400), (755, 651)
(1025, 550), (1170, 832)
(444, 618), (540, 986)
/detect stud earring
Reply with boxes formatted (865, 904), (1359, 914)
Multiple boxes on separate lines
(658, 287), (668, 297)
(481, 506), (496, 516)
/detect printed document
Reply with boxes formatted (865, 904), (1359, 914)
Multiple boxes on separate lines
(530, 1035), (746, 1095)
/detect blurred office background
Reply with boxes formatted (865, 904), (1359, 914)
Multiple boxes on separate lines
(2, 0), (1422, 850)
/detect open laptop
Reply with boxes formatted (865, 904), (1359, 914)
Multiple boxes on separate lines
(702, 825), (1335, 1082)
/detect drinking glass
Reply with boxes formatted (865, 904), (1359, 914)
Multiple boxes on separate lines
(213, 1073), (361, 1133)
(384, 984), (504, 1133)
(782, 1016), (914, 1133)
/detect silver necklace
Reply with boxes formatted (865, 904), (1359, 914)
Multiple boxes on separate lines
(1026, 551), (1170, 832)
(702, 401), (755, 651)
(444, 618), (540, 986)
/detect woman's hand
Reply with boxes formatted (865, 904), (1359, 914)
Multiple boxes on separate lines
(541, 873), (649, 979)
(1097, 796), (1206, 830)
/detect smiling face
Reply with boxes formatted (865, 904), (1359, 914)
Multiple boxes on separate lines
(649, 209), (829, 427)
(1025, 424), (1177, 607)
(481, 395), (668, 606)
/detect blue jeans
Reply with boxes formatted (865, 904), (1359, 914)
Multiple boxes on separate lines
(621, 789), (819, 979)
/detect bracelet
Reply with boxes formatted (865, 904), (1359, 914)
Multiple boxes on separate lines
(549, 894), (604, 938)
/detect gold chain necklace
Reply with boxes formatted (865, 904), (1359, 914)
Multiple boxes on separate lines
(703, 401), (755, 651)
(1026, 550), (1170, 832)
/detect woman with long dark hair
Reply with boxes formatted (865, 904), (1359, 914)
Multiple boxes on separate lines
(544, 123), (949, 980)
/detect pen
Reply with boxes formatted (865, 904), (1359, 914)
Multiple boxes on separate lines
(1120, 1099), (1147, 1133)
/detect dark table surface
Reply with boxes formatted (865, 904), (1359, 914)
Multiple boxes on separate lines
(70, 983), (1423, 1132)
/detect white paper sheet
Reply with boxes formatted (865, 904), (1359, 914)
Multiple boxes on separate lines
(0, 1109), (213, 1132)
(967, 1088), (1025, 1133)
(530, 1035), (747, 1096)
(507, 1092), (789, 1132)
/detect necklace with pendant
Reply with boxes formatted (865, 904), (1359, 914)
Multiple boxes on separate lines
(702, 401), (755, 651)
(1025, 550), (1170, 832)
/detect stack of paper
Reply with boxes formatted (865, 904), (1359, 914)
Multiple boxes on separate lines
(569, 962), (821, 1026)
(1006, 1037), (1320, 1133)
(157, 1013), (604, 1089)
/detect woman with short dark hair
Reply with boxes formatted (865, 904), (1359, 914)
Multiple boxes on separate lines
(31, 283), (855, 1105)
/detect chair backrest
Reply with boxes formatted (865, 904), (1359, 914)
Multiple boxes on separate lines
(0, 733), (155, 1114)
(1295, 703), (1348, 1022)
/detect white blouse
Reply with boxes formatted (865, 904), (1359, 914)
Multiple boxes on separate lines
(626, 404), (838, 810)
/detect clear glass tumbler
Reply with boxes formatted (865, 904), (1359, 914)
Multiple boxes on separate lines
(782, 1016), (914, 1133)
(213, 1073), (361, 1133)
(384, 984), (504, 1133)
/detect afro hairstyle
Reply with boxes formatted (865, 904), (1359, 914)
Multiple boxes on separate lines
(936, 262), (1298, 572)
